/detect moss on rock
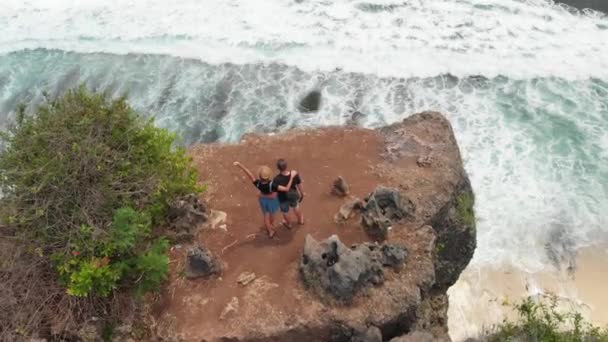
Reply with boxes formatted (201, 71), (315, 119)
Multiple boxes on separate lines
(456, 191), (475, 228)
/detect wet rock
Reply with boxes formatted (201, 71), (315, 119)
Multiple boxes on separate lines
(300, 235), (406, 301)
(298, 90), (322, 113)
(219, 297), (239, 320)
(334, 197), (365, 224)
(237, 272), (257, 286)
(361, 187), (415, 240)
(352, 325), (382, 342)
(185, 246), (222, 279)
(331, 176), (350, 197)
(167, 194), (207, 242)
(346, 111), (365, 126)
(276, 116), (288, 127)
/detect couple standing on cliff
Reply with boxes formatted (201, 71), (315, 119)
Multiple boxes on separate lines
(233, 159), (305, 238)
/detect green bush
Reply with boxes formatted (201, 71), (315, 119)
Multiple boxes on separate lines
(0, 87), (200, 297)
(487, 296), (608, 342)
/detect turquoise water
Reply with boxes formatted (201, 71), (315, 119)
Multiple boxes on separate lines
(1, 49), (606, 271)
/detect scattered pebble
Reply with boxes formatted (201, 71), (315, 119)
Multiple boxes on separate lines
(219, 297), (239, 320)
(237, 272), (257, 286)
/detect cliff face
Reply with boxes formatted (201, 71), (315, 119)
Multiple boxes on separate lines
(150, 112), (476, 341)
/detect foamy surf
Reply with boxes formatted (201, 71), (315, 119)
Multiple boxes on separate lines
(1, 0), (608, 79)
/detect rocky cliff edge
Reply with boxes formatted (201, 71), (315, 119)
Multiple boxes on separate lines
(150, 112), (476, 342)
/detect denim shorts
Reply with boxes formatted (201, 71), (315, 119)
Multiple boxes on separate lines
(259, 197), (279, 214)
(279, 190), (299, 213)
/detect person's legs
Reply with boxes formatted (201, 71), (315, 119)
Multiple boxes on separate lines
(287, 191), (304, 225)
(293, 206), (304, 225)
(264, 213), (275, 238)
(259, 198), (277, 238)
(279, 201), (292, 228)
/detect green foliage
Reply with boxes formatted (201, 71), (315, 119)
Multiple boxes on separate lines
(456, 191), (475, 228)
(487, 296), (608, 342)
(434, 242), (446, 254)
(0, 87), (199, 297)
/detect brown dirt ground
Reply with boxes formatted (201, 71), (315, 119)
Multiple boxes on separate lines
(152, 120), (452, 341)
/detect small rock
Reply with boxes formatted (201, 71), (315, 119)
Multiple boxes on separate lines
(276, 116), (288, 127)
(206, 210), (227, 230)
(346, 111), (365, 126)
(185, 246), (222, 279)
(331, 176), (350, 197)
(381, 244), (407, 267)
(219, 297), (239, 320)
(417, 155), (433, 167)
(334, 197), (364, 224)
(236, 272), (256, 286)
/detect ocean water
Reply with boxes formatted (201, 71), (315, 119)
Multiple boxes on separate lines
(1, 0), (607, 338)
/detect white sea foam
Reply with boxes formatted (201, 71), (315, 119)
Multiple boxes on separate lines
(1, 0), (608, 79)
(1, 51), (605, 275)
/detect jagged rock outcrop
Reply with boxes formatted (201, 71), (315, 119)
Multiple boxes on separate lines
(166, 194), (207, 242)
(185, 246), (222, 279)
(300, 234), (406, 301)
(155, 111), (476, 342)
(361, 186), (415, 240)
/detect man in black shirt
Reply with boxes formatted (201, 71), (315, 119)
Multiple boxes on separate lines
(274, 158), (304, 228)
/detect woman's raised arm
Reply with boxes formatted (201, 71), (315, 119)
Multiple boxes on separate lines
(233, 161), (256, 183)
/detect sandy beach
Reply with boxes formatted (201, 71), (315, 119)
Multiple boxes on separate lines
(448, 245), (608, 341)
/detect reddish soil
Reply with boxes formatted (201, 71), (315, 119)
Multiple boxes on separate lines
(157, 127), (390, 339)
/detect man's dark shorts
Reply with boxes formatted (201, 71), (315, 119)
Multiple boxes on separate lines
(279, 190), (299, 213)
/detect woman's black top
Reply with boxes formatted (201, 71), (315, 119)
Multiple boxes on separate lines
(253, 179), (278, 194)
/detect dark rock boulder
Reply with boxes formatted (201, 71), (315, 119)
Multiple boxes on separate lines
(298, 90), (322, 112)
(300, 235), (407, 301)
(185, 246), (222, 279)
(361, 187), (415, 240)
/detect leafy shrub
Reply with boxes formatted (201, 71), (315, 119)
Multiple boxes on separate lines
(0, 87), (200, 298)
(486, 295), (608, 342)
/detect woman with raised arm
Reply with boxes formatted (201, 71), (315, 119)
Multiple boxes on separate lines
(233, 161), (297, 238)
